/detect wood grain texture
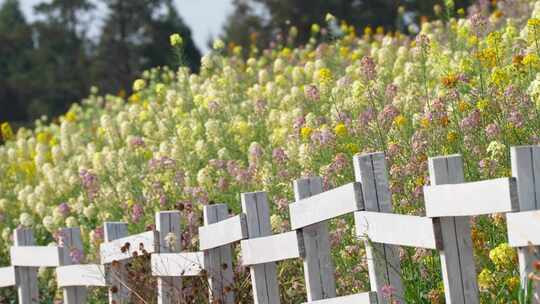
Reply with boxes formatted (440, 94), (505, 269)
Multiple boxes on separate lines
(100, 230), (158, 264)
(241, 191), (280, 304)
(511, 145), (540, 302)
(103, 222), (130, 303)
(199, 213), (247, 250)
(13, 228), (39, 304)
(303, 292), (378, 304)
(240, 231), (304, 265)
(10, 246), (63, 267)
(507, 210), (540, 246)
(424, 177), (519, 217)
(203, 204), (235, 303)
(353, 152), (404, 304)
(151, 252), (206, 277)
(58, 227), (87, 304)
(0, 266), (15, 288)
(155, 211), (182, 304)
(289, 182), (363, 230)
(355, 211), (442, 249)
(428, 155), (479, 304)
(56, 265), (107, 287)
(293, 176), (337, 301)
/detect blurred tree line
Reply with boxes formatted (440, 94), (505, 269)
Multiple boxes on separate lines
(0, 0), (201, 123)
(220, 0), (472, 55)
(0, 0), (473, 124)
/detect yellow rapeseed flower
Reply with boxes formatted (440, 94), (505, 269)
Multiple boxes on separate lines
(345, 143), (359, 154)
(393, 115), (406, 128)
(36, 132), (51, 144)
(316, 68), (333, 85)
(334, 123), (347, 137)
(301, 127), (313, 140)
(170, 33), (183, 47)
(523, 53), (540, 67)
(65, 111), (77, 122)
(506, 276), (520, 291)
(476, 99), (490, 112)
(1, 122), (14, 141)
(528, 18), (540, 29)
(489, 243), (516, 270)
(457, 100), (471, 112)
(447, 131), (458, 142)
(133, 79), (146, 92)
(420, 117), (430, 128)
(478, 269), (495, 291)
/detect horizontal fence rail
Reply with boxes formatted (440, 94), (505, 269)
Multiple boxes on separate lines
(0, 146), (540, 303)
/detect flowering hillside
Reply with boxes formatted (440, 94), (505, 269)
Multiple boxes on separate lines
(1, 1), (540, 302)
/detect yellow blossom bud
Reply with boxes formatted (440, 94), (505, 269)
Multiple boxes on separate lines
(169, 33), (183, 47)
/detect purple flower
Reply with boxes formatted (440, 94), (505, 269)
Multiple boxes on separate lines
(485, 123), (500, 139)
(508, 110), (524, 128)
(460, 110), (481, 130)
(69, 248), (84, 264)
(131, 203), (144, 223)
(272, 147), (288, 165)
(57, 202), (70, 217)
(378, 104), (400, 127)
(129, 136), (145, 148)
(79, 169), (99, 200)
(304, 85), (320, 101)
(359, 108), (375, 126)
(470, 13), (488, 36)
(360, 56), (377, 81)
(385, 84), (398, 101)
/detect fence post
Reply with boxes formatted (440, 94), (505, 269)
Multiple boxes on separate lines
(59, 227), (87, 304)
(103, 222), (129, 303)
(13, 228), (39, 304)
(203, 204), (235, 303)
(293, 177), (336, 301)
(155, 211), (182, 304)
(241, 191), (280, 304)
(428, 155), (479, 304)
(353, 152), (404, 303)
(511, 145), (540, 301)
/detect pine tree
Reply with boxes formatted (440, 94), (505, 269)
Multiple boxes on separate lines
(0, 0), (33, 122)
(92, 0), (201, 95)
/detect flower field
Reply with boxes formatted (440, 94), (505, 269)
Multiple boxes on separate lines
(2, 1), (540, 302)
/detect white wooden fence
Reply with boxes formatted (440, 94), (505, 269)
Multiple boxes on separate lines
(1, 146), (540, 303)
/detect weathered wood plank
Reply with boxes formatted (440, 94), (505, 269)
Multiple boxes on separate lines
(155, 211), (182, 304)
(293, 176), (337, 301)
(100, 230), (158, 264)
(241, 231), (304, 266)
(103, 222), (129, 303)
(507, 210), (540, 247)
(289, 182), (364, 230)
(10, 246), (63, 267)
(241, 191), (281, 304)
(13, 228), (39, 304)
(203, 204), (236, 303)
(355, 211), (442, 249)
(56, 265), (107, 287)
(0, 266), (15, 288)
(428, 155), (479, 304)
(353, 152), (404, 304)
(199, 213), (247, 250)
(151, 252), (206, 277)
(304, 292), (378, 304)
(511, 145), (540, 301)
(424, 177), (519, 217)
(58, 227), (87, 304)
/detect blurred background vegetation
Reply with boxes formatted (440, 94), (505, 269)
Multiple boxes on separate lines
(0, 0), (472, 125)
